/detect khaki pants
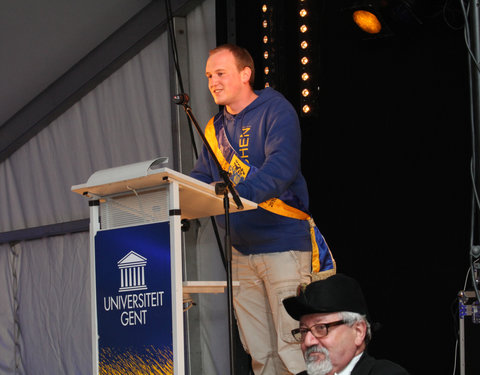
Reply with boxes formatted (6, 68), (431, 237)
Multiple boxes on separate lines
(232, 249), (312, 375)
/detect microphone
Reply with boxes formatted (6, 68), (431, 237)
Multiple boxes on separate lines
(173, 93), (189, 105)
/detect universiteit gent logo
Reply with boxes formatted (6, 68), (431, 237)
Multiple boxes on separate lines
(117, 251), (148, 293)
(102, 250), (165, 327)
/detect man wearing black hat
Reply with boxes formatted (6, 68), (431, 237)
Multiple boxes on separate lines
(282, 274), (409, 375)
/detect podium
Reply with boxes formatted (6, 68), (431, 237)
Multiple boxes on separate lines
(72, 158), (256, 375)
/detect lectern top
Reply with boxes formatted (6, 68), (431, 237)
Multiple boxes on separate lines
(71, 164), (256, 220)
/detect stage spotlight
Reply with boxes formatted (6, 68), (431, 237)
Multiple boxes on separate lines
(347, 2), (391, 38)
(344, 0), (423, 39)
(353, 9), (382, 34)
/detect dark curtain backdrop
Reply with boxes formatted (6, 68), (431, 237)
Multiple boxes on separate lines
(221, 0), (475, 373)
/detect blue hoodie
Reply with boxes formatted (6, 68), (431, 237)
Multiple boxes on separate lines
(190, 87), (312, 254)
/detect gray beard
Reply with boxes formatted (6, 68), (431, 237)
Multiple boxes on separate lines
(305, 346), (333, 375)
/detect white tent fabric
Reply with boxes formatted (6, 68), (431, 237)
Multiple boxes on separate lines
(0, 0), (228, 373)
(13, 234), (90, 374)
(0, 33), (174, 232)
(0, 242), (19, 374)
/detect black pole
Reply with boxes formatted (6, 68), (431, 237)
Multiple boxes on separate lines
(223, 188), (236, 375)
(174, 93), (240, 374)
(470, 1), (480, 197)
(465, 0), (480, 300)
(470, 0), (480, 300)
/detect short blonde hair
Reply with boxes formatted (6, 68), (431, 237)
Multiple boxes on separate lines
(210, 44), (255, 87)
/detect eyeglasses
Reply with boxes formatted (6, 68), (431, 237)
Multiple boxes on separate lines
(291, 320), (346, 342)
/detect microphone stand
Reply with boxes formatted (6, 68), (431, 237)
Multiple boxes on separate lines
(174, 93), (242, 375)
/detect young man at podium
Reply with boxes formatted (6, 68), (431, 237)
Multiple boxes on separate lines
(190, 44), (335, 375)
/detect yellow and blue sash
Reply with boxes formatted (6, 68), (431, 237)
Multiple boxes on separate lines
(205, 115), (336, 280)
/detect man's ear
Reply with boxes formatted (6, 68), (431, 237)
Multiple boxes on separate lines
(241, 67), (252, 84)
(353, 321), (367, 346)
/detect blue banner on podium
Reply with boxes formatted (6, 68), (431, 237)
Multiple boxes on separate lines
(94, 222), (173, 374)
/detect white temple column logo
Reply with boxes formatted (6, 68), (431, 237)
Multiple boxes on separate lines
(118, 251), (148, 292)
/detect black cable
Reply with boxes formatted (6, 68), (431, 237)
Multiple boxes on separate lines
(165, 0), (183, 92)
(460, 0), (480, 302)
(453, 7), (480, 373)
(465, 2), (478, 259)
(460, 0), (480, 73)
(165, 0), (198, 160)
(164, 0), (227, 270)
(443, 0), (466, 31)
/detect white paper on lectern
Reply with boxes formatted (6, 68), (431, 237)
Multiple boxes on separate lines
(84, 157), (168, 187)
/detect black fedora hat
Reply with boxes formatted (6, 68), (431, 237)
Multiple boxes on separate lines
(283, 274), (368, 321)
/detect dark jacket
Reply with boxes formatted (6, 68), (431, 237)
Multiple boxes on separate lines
(296, 352), (409, 375)
(190, 87), (311, 254)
